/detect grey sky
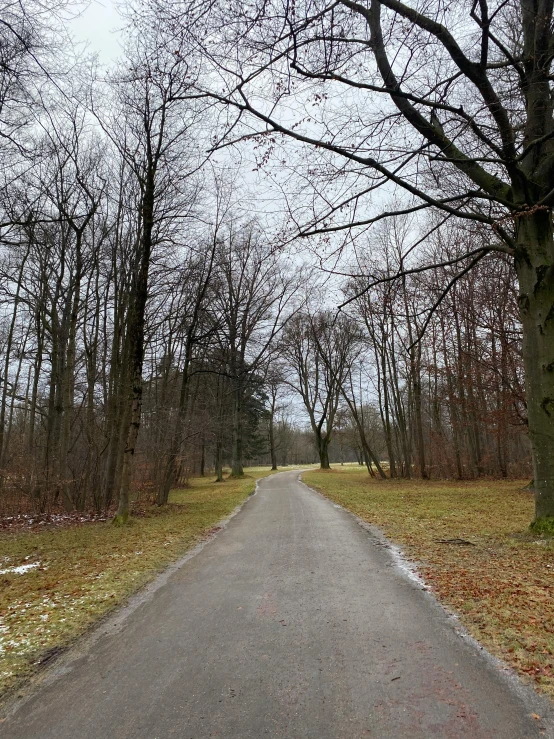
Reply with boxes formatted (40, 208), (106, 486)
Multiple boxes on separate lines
(70, 0), (123, 64)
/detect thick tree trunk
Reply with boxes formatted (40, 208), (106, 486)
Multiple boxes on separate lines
(113, 173), (154, 524)
(516, 214), (554, 522)
(316, 433), (331, 469)
(319, 446), (330, 469)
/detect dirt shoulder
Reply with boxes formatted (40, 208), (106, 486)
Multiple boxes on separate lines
(303, 466), (554, 701)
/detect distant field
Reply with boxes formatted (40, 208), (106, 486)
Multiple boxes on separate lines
(303, 466), (554, 700)
(0, 467), (277, 701)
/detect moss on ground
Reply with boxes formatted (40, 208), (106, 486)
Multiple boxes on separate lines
(0, 467), (274, 698)
(303, 466), (554, 700)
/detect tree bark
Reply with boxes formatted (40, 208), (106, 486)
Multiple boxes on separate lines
(230, 378), (244, 476)
(411, 345), (428, 479)
(516, 213), (554, 521)
(315, 431), (331, 469)
(269, 410), (278, 470)
(319, 441), (330, 469)
(114, 172), (154, 524)
(340, 389), (387, 478)
(200, 432), (206, 476)
(157, 364), (190, 505)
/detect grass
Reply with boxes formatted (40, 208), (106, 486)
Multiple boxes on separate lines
(0, 466), (276, 700)
(303, 466), (554, 700)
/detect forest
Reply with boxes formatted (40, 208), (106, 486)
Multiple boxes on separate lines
(3, 1), (554, 728)
(0, 0), (550, 525)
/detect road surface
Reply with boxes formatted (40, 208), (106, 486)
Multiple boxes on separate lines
(1, 470), (552, 738)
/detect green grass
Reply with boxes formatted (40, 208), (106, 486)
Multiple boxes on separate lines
(303, 466), (554, 699)
(0, 467), (276, 699)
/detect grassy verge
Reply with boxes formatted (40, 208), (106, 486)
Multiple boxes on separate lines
(0, 466), (275, 699)
(303, 466), (554, 700)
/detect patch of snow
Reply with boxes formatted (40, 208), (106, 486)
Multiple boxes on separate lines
(0, 562), (40, 575)
(389, 544), (427, 588)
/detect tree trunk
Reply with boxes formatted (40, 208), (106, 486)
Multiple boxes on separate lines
(103, 294), (128, 509)
(316, 433), (331, 469)
(4, 327), (29, 468)
(411, 347), (428, 479)
(341, 392), (387, 479)
(214, 436), (224, 482)
(230, 380), (244, 477)
(157, 365), (190, 505)
(516, 213), (554, 522)
(28, 313), (43, 455)
(269, 411), (278, 471)
(0, 246), (29, 470)
(114, 172), (155, 524)
(59, 245), (81, 510)
(115, 374), (141, 524)
(200, 433), (205, 476)
(440, 313), (464, 479)
(378, 345), (396, 477)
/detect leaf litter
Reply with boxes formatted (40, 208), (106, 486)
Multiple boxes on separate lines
(304, 467), (554, 701)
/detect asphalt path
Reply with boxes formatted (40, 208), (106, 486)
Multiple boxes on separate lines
(1, 470), (552, 738)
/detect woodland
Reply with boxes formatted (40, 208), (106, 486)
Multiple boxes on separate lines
(0, 0), (551, 525)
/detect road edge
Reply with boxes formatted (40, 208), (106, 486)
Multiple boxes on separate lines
(298, 471), (554, 737)
(0, 476), (265, 720)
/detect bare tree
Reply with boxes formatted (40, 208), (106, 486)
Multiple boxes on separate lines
(282, 311), (353, 469)
(156, 0), (554, 522)
(211, 223), (299, 477)
(96, 24), (206, 522)
(154, 239), (218, 505)
(264, 364), (288, 471)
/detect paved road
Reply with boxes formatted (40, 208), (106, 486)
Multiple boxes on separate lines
(1, 470), (552, 738)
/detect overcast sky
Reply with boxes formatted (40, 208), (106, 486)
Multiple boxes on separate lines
(70, 0), (123, 64)
(67, 0), (348, 314)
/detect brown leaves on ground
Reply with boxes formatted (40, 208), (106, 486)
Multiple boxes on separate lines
(304, 467), (554, 700)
